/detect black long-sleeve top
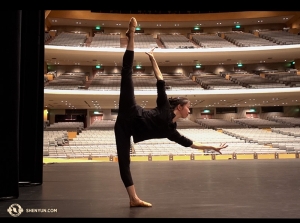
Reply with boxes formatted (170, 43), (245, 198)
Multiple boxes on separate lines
(131, 80), (193, 147)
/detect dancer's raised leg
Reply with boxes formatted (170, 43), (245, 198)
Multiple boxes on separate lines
(123, 17), (152, 208)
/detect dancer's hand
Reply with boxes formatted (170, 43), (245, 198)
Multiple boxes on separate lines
(145, 46), (158, 58)
(191, 142), (228, 154)
(212, 143), (228, 154)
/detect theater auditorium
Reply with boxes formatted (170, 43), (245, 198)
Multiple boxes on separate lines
(1, 10), (300, 218)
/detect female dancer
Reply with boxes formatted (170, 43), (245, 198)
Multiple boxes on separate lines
(114, 17), (228, 207)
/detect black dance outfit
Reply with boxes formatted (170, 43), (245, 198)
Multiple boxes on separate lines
(114, 50), (193, 187)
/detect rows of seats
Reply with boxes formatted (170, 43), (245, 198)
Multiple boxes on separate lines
(45, 121), (84, 131)
(191, 33), (237, 48)
(195, 71), (293, 90)
(44, 128), (288, 158)
(44, 32), (52, 43)
(258, 30), (300, 45)
(87, 73), (203, 91)
(87, 120), (116, 129)
(176, 119), (206, 128)
(71, 129), (115, 145)
(271, 142), (300, 152)
(263, 71), (300, 87)
(163, 74), (202, 90)
(268, 116), (300, 127)
(44, 72), (87, 90)
(271, 127), (300, 137)
(85, 71), (300, 92)
(88, 75), (120, 91)
(49, 70), (300, 91)
(47, 32), (87, 47)
(45, 30), (300, 48)
(227, 72), (290, 89)
(223, 128), (300, 147)
(135, 34), (158, 48)
(232, 118), (292, 128)
(43, 130), (69, 147)
(86, 119), (202, 131)
(132, 76), (157, 90)
(194, 73), (246, 90)
(195, 118), (247, 129)
(43, 118), (300, 158)
(89, 33), (121, 48)
(224, 31), (278, 47)
(194, 117), (300, 129)
(45, 144), (117, 158)
(158, 34), (197, 49)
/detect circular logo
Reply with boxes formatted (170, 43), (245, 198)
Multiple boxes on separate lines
(7, 203), (24, 217)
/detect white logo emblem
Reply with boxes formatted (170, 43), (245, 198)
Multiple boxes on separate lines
(7, 203), (24, 217)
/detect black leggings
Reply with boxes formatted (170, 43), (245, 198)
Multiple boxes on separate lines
(114, 50), (136, 187)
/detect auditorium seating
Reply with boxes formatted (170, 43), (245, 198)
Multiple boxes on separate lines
(268, 117), (300, 127)
(263, 71), (300, 87)
(232, 118), (289, 128)
(158, 34), (197, 49)
(44, 29), (299, 49)
(44, 72), (87, 90)
(224, 31), (278, 47)
(227, 72), (290, 89)
(43, 117), (300, 158)
(88, 74), (121, 91)
(87, 120), (116, 129)
(44, 32), (52, 43)
(46, 32), (87, 47)
(258, 30), (300, 45)
(194, 73), (246, 90)
(271, 127), (300, 137)
(134, 34), (159, 48)
(87, 73), (203, 91)
(222, 127), (300, 144)
(42, 24), (300, 159)
(191, 33), (237, 48)
(45, 121), (84, 131)
(195, 118), (246, 129)
(90, 33), (121, 48)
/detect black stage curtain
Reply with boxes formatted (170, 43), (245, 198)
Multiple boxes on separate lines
(0, 11), (22, 199)
(18, 10), (44, 185)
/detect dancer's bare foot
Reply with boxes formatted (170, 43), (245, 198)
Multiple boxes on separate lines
(126, 17), (137, 38)
(130, 199), (152, 207)
(145, 46), (158, 58)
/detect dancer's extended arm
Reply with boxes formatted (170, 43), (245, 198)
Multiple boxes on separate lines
(145, 47), (163, 81)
